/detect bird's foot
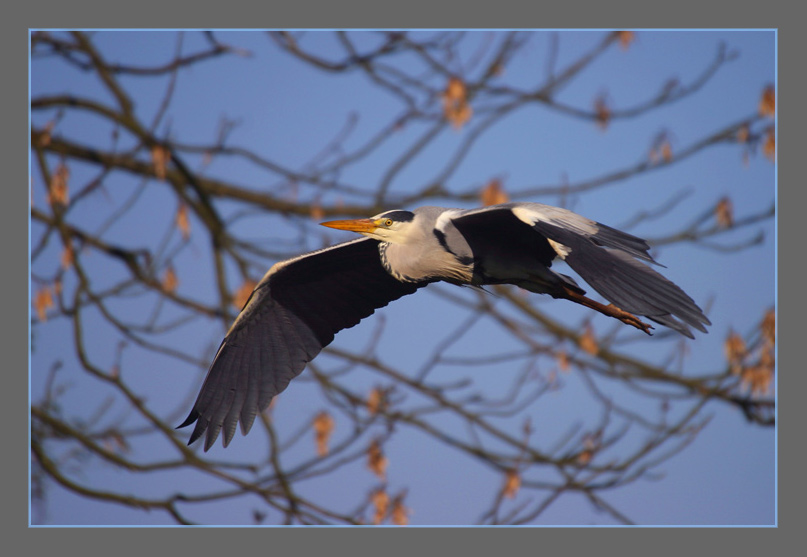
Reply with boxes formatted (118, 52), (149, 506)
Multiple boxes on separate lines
(607, 304), (654, 335)
(558, 285), (655, 336)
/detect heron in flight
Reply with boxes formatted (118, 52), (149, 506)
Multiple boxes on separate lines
(179, 202), (710, 450)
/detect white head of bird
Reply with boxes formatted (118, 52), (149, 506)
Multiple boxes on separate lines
(320, 210), (419, 244)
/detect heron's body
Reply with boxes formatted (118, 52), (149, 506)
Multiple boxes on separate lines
(180, 202), (710, 450)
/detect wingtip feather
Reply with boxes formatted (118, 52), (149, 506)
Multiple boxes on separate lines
(177, 409), (199, 430)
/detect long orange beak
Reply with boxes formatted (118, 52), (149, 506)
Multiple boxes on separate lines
(320, 218), (379, 233)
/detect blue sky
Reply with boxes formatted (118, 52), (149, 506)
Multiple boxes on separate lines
(30, 29), (775, 526)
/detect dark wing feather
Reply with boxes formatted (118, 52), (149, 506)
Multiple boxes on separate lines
(450, 208), (558, 269)
(530, 219), (711, 338)
(179, 237), (426, 450)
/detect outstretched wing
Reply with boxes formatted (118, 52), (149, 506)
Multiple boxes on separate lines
(179, 237), (427, 451)
(453, 203), (711, 338)
(507, 203), (711, 337)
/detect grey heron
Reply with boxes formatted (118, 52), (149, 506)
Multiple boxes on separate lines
(179, 202), (710, 450)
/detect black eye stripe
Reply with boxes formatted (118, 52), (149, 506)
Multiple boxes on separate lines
(378, 210), (415, 223)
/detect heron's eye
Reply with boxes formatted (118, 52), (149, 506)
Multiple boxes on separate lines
(384, 219), (393, 227)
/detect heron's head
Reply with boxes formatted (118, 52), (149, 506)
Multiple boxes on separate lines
(320, 210), (417, 244)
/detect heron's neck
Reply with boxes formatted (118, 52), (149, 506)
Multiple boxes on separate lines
(378, 241), (473, 284)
